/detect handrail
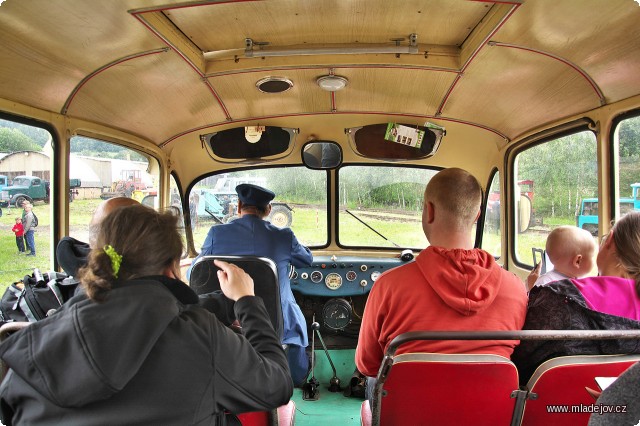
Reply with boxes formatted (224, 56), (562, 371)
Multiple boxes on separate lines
(387, 330), (640, 356)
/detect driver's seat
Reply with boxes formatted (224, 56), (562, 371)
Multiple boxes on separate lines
(189, 255), (293, 426)
(189, 255), (283, 338)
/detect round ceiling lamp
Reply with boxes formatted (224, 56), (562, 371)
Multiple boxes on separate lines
(256, 77), (293, 93)
(317, 75), (348, 92)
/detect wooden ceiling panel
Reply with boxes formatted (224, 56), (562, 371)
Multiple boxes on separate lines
(210, 69), (332, 119)
(0, 0), (167, 113)
(166, 0), (489, 52)
(67, 52), (227, 144)
(334, 68), (457, 116)
(493, 0), (640, 103)
(443, 47), (600, 139)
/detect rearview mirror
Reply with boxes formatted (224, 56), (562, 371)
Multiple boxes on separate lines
(302, 141), (342, 169)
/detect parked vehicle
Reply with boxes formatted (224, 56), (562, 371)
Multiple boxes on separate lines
(100, 169), (149, 200)
(0, 175), (6, 216)
(0, 176), (50, 208)
(577, 183), (640, 235)
(0, 176), (81, 208)
(193, 175), (294, 227)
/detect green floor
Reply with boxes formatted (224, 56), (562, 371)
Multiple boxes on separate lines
(291, 349), (364, 425)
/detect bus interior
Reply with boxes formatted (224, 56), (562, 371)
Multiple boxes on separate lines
(1, 0), (640, 424)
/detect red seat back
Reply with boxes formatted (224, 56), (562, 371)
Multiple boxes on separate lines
(521, 355), (640, 426)
(369, 353), (519, 426)
(236, 401), (296, 426)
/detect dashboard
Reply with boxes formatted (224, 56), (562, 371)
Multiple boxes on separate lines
(291, 255), (410, 297)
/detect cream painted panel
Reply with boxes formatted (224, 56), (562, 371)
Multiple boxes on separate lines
(211, 69), (332, 118)
(167, 0), (487, 51)
(67, 53), (227, 145)
(166, 113), (503, 189)
(443, 47), (600, 140)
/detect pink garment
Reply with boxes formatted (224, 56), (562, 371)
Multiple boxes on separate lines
(571, 276), (640, 321)
(355, 246), (528, 377)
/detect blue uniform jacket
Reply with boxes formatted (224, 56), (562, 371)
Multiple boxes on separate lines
(190, 215), (313, 347)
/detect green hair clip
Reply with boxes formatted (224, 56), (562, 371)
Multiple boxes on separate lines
(103, 245), (122, 278)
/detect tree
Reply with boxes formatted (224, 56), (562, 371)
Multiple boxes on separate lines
(0, 119), (49, 147)
(0, 127), (42, 152)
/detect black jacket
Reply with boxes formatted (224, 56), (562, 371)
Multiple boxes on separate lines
(0, 276), (293, 425)
(512, 280), (640, 384)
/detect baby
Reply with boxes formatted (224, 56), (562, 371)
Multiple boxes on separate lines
(528, 225), (597, 290)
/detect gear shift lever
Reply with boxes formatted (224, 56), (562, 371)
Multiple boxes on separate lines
(302, 317), (320, 400)
(312, 322), (342, 392)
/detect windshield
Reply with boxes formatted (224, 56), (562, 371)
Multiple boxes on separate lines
(12, 177), (29, 186)
(338, 165), (437, 249)
(191, 167), (328, 250)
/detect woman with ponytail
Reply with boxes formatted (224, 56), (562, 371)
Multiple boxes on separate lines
(513, 211), (640, 384)
(0, 204), (293, 425)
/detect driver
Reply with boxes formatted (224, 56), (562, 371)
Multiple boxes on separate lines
(189, 184), (313, 386)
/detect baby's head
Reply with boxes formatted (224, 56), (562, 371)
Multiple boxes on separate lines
(546, 226), (597, 279)
(14, 217), (20, 223)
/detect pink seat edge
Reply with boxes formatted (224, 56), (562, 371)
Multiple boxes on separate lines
(360, 400), (372, 426)
(277, 400), (296, 426)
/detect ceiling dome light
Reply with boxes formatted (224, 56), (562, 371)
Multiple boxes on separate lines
(317, 75), (348, 92)
(256, 77), (293, 93)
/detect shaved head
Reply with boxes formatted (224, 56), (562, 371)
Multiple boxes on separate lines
(89, 197), (140, 247)
(424, 168), (482, 232)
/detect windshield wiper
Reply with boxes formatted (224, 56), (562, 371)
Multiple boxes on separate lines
(344, 209), (401, 248)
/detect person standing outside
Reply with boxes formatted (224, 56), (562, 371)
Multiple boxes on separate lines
(355, 168), (528, 398)
(11, 217), (25, 254)
(190, 183), (313, 386)
(22, 202), (36, 256)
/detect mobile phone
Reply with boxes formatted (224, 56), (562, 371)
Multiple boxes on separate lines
(531, 248), (547, 274)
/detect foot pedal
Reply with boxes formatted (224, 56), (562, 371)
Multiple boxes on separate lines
(302, 377), (320, 400)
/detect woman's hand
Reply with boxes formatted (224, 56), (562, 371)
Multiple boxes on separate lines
(214, 259), (255, 301)
(526, 262), (541, 292)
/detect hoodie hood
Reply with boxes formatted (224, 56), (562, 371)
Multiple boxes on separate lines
(416, 246), (503, 316)
(0, 277), (197, 408)
(55, 236), (90, 277)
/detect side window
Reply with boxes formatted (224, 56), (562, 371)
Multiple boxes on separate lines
(615, 115), (640, 220)
(0, 117), (52, 284)
(69, 136), (159, 244)
(514, 131), (597, 266)
(482, 171), (501, 259)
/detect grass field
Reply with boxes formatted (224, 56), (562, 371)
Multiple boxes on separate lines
(0, 203), (54, 290)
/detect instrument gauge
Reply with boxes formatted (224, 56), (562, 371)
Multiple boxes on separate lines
(310, 271), (323, 283)
(345, 270), (357, 282)
(370, 271), (381, 282)
(322, 298), (352, 330)
(325, 273), (343, 290)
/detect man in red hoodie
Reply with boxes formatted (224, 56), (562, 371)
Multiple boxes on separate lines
(355, 168), (527, 384)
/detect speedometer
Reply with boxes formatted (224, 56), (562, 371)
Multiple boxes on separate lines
(325, 273), (343, 290)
